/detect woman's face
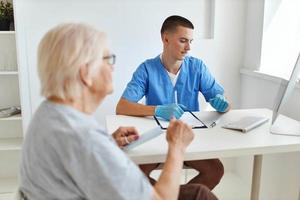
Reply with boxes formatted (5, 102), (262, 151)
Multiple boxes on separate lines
(90, 49), (114, 98)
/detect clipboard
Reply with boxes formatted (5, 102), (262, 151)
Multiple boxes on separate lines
(154, 111), (207, 129)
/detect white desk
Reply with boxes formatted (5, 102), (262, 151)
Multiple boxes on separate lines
(105, 109), (300, 200)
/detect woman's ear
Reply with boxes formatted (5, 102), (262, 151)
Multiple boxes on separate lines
(79, 64), (92, 87)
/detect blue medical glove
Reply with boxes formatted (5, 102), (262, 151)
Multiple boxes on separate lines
(155, 104), (184, 121)
(178, 104), (188, 111)
(209, 94), (229, 112)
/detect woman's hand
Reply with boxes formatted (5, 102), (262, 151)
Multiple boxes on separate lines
(112, 126), (139, 147)
(166, 118), (194, 152)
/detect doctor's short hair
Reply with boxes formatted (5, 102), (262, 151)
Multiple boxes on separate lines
(37, 23), (107, 100)
(160, 15), (194, 35)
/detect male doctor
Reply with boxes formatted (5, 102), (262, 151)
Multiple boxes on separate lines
(116, 15), (230, 190)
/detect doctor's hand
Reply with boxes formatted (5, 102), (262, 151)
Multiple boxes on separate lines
(112, 126), (139, 147)
(154, 104), (185, 121)
(209, 94), (229, 113)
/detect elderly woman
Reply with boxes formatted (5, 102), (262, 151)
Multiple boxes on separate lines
(19, 23), (217, 200)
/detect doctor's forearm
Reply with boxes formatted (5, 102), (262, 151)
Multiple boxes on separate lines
(116, 98), (156, 116)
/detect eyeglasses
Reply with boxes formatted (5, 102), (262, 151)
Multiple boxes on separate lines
(103, 54), (116, 65)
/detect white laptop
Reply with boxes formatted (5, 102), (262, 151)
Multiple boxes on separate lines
(222, 116), (268, 133)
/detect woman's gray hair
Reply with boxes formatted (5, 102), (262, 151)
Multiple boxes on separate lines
(37, 23), (107, 100)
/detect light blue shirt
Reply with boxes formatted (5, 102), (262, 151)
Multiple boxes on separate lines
(20, 100), (152, 200)
(122, 55), (224, 111)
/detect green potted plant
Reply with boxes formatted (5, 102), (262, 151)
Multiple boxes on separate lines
(0, 0), (14, 31)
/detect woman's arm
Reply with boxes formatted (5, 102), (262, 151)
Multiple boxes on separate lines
(152, 119), (194, 200)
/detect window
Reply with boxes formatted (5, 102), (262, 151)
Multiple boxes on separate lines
(260, 0), (300, 80)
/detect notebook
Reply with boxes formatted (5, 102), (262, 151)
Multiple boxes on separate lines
(222, 116), (269, 133)
(123, 127), (162, 151)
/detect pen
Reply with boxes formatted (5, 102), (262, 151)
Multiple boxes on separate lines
(174, 90), (178, 104)
(209, 119), (220, 128)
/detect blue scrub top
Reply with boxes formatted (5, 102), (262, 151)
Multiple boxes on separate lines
(122, 55), (224, 111)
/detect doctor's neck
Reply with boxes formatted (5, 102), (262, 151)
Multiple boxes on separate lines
(161, 52), (182, 75)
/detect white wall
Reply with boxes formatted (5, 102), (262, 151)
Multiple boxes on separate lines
(14, 0), (248, 129)
(243, 0), (264, 70)
(240, 72), (300, 121)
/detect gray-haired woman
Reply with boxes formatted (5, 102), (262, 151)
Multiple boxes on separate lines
(19, 23), (217, 200)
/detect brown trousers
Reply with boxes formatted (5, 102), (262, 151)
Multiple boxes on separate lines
(178, 184), (218, 200)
